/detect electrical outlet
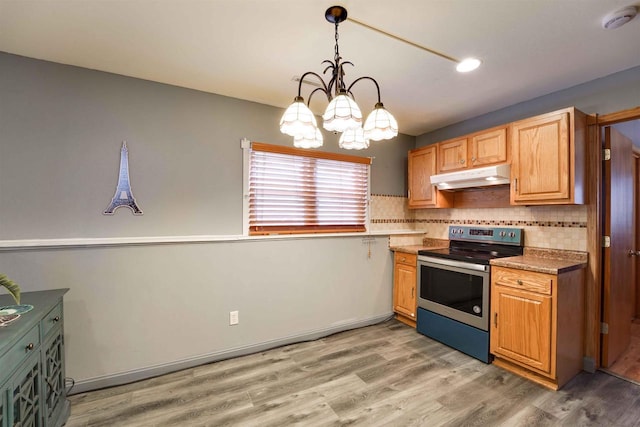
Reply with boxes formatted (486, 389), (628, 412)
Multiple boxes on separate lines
(229, 310), (239, 325)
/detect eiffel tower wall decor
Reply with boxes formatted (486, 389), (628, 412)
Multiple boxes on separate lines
(104, 141), (143, 215)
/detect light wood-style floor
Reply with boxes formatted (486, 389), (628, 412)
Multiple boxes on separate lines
(607, 319), (640, 384)
(66, 320), (640, 427)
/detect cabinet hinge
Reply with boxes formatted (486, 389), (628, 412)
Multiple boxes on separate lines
(602, 236), (611, 248)
(602, 148), (611, 161)
(601, 322), (609, 335)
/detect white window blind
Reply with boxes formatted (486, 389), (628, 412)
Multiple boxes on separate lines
(249, 142), (371, 235)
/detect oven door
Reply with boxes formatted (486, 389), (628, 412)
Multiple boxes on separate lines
(417, 256), (490, 331)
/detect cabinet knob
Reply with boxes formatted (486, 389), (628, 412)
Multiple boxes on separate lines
(401, 257), (406, 262)
(52, 316), (60, 322)
(460, 159), (465, 164)
(25, 343), (34, 351)
(517, 279), (523, 285)
(471, 157), (477, 163)
(629, 250), (640, 257)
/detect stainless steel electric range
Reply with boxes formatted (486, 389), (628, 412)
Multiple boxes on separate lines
(416, 225), (524, 363)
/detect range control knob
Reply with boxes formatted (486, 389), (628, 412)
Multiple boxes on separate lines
(499, 231), (506, 237)
(451, 229), (457, 234)
(458, 229), (464, 235)
(509, 232), (516, 238)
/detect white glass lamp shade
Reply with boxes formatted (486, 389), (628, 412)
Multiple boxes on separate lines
(338, 127), (369, 150)
(280, 96), (318, 137)
(363, 103), (398, 141)
(322, 90), (362, 132)
(293, 127), (323, 149)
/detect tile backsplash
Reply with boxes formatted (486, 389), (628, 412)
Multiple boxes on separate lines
(371, 194), (587, 251)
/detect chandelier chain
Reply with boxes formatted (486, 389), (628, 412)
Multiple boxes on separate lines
(334, 22), (343, 94)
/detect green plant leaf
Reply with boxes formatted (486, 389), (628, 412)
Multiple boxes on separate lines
(0, 274), (21, 305)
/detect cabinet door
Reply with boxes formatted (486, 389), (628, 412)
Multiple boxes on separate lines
(438, 138), (468, 173)
(511, 112), (570, 203)
(8, 351), (42, 427)
(470, 127), (508, 167)
(42, 328), (65, 426)
(491, 285), (553, 375)
(408, 146), (437, 208)
(393, 262), (416, 319)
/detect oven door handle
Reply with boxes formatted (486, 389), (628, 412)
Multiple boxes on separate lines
(417, 256), (490, 272)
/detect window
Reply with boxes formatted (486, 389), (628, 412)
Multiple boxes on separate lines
(248, 142), (371, 235)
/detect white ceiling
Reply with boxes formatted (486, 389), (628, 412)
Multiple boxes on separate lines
(1, 0), (639, 136)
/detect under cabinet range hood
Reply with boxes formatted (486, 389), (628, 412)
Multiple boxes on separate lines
(430, 164), (511, 190)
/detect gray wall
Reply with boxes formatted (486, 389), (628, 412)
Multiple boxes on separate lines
(417, 65), (640, 147)
(0, 53), (414, 241)
(0, 52), (410, 391)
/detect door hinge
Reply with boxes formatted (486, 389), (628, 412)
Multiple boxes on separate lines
(602, 236), (611, 248)
(603, 148), (611, 161)
(601, 322), (609, 335)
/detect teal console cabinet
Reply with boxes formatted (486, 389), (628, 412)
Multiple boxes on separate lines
(0, 289), (69, 427)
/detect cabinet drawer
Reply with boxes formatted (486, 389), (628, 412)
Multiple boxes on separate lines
(394, 252), (417, 266)
(492, 267), (554, 295)
(0, 324), (40, 376)
(42, 302), (63, 338)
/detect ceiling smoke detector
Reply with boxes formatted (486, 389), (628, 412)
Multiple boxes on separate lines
(602, 6), (637, 29)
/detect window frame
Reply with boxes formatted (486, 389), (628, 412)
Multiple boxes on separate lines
(243, 141), (372, 236)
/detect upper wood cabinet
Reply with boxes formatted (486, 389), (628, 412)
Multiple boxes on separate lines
(437, 126), (509, 174)
(408, 146), (453, 209)
(470, 126), (509, 167)
(438, 137), (468, 172)
(510, 107), (586, 205)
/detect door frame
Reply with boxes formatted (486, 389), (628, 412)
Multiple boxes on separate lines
(586, 106), (640, 370)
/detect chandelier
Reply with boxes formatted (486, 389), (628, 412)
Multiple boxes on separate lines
(279, 6), (398, 150)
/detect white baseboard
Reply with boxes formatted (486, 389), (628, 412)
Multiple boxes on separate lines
(69, 313), (393, 395)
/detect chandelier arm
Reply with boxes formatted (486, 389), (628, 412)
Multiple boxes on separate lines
(347, 76), (382, 104)
(307, 87), (331, 105)
(297, 71), (330, 98)
(322, 61), (338, 95)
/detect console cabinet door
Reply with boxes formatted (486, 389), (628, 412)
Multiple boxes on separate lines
(0, 381), (6, 427)
(42, 328), (65, 426)
(491, 285), (553, 375)
(9, 352), (42, 427)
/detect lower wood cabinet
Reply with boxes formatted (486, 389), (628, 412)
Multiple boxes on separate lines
(490, 266), (584, 390)
(393, 252), (417, 327)
(0, 289), (69, 427)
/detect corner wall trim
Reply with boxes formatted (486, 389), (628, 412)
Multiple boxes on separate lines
(69, 313), (393, 395)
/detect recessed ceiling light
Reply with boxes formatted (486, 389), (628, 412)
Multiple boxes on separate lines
(602, 6), (637, 30)
(456, 58), (482, 73)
